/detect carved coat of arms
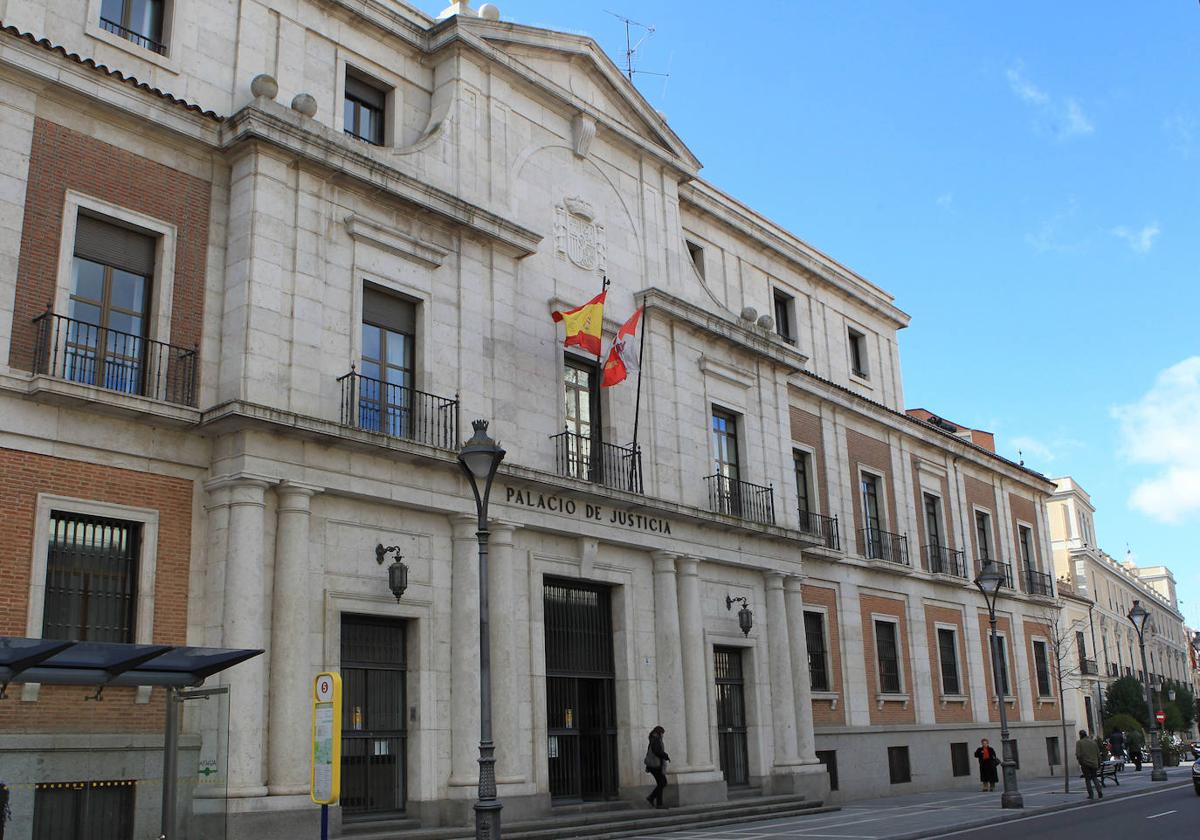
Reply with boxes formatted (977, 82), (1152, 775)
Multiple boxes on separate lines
(554, 196), (607, 272)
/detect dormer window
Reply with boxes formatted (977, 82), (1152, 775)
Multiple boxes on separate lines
(100, 0), (166, 54)
(344, 71), (388, 146)
(773, 289), (795, 343)
(848, 328), (869, 378)
(686, 240), (705, 279)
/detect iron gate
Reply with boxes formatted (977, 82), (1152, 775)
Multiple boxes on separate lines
(544, 579), (618, 801)
(341, 615), (407, 818)
(714, 646), (749, 787)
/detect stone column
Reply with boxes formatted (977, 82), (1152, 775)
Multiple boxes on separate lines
(764, 573), (798, 766)
(267, 482), (319, 795)
(449, 513), (481, 787)
(783, 576), (818, 764)
(488, 521), (521, 782)
(676, 556), (712, 771)
(221, 478), (271, 798)
(651, 552), (686, 756)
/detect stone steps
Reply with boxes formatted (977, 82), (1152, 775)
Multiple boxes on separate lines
(344, 795), (834, 839)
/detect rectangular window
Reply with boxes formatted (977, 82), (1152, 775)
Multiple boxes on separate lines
(861, 472), (883, 558)
(686, 240), (705, 278)
(1018, 525), (1034, 568)
(360, 286), (416, 437)
(975, 510), (992, 563)
(561, 356), (600, 480)
(805, 611), (830, 692)
(711, 408), (742, 516)
(887, 746), (911, 784)
(794, 450), (813, 516)
(936, 627), (961, 695)
(950, 742), (970, 777)
(344, 71), (387, 145)
(66, 213), (156, 396)
(99, 0), (166, 54)
(923, 494), (942, 546)
(1033, 640), (1052, 697)
(815, 750), (838, 791)
(43, 512), (140, 643)
(848, 328), (868, 378)
(33, 779), (135, 840)
(1084, 695), (1094, 733)
(773, 289), (795, 342)
(1046, 736), (1060, 768)
(990, 634), (1010, 696)
(874, 619), (901, 694)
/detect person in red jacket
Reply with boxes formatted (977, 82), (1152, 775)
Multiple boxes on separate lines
(974, 738), (1000, 792)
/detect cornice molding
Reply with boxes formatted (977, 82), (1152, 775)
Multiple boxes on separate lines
(345, 214), (450, 268)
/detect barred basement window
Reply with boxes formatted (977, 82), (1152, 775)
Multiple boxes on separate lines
(42, 512), (140, 643)
(887, 746), (911, 784)
(804, 610), (829, 692)
(950, 742), (970, 777)
(33, 779), (135, 840)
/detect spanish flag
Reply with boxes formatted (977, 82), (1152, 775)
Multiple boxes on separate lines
(551, 290), (607, 355)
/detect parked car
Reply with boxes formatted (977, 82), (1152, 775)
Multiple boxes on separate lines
(1192, 756), (1200, 795)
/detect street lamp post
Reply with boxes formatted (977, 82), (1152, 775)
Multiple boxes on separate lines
(458, 419), (507, 840)
(974, 560), (1023, 809)
(1127, 600), (1167, 782)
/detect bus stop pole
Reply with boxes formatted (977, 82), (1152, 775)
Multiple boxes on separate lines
(161, 686), (180, 839)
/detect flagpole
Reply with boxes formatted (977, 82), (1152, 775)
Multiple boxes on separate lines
(629, 295), (648, 493)
(595, 276), (610, 368)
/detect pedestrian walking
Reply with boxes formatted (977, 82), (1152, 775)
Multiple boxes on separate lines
(1107, 728), (1125, 764)
(644, 725), (670, 808)
(1076, 729), (1103, 800)
(973, 738), (1000, 792)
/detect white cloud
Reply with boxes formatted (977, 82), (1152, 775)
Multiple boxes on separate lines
(1113, 357), (1200, 523)
(1006, 62), (1094, 141)
(1009, 434), (1084, 467)
(1111, 222), (1160, 253)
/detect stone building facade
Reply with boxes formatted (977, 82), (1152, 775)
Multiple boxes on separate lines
(0, 1), (1068, 837)
(1047, 477), (1190, 737)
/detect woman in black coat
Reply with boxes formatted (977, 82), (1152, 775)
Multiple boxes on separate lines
(644, 726), (670, 808)
(974, 738), (999, 792)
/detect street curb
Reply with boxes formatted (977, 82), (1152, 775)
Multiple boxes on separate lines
(886, 779), (1194, 840)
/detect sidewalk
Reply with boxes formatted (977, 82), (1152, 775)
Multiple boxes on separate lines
(641, 765), (1196, 839)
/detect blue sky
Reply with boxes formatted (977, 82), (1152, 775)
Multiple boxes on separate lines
(426, 2), (1200, 627)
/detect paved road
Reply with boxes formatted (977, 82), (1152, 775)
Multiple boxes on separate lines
(633, 766), (1196, 840)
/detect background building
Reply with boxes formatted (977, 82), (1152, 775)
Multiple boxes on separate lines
(0, 1), (1068, 838)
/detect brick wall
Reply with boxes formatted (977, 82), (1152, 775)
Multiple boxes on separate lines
(963, 475), (1001, 578)
(803, 583), (845, 726)
(924, 604), (973, 724)
(788, 406), (830, 517)
(860, 593), (915, 726)
(1008, 492), (1043, 569)
(9, 118), (212, 371)
(0, 448), (193, 732)
(1024, 619), (1059, 722)
(976, 611), (1021, 723)
(846, 428), (899, 555)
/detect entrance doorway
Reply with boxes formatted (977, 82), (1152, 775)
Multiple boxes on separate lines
(340, 615), (407, 819)
(544, 579), (618, 801)
(714, 646), (749, 787)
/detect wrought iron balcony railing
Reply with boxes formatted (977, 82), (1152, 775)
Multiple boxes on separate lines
(859, 528), (909, 566)
(99, 17), (167, 54)
(925, 544), (966, 577)
(1080, 659), (1099, 676)
(994, 560), (1015, 589)
(1024, 567), (1054, 597)
(32, 310), (197, 406)
(338, 367), (458, 450)
(798, 509), (839, 549)
(705, 474), (775, 525)
(549, 429), (643, 494)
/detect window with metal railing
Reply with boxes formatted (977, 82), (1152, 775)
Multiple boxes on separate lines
(33, 780), (135, 840)
(42, 512), (140, 643)
(99, 0), (166, 54)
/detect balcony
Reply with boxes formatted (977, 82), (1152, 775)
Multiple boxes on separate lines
(858, 528), (909, 566)
(993, 560), (1015, 589)
(338, 367), (459, 450)
(99, 17), (167, 54)
(549, 429), (643, 494)
(924, 544), (966, 578)
(32, 310), (197, 406)
(1024, 567), (1054, 597)
(798, 509), (839, 549)
(705, 474), (775, 525)
(1080, 659), (1099, 676)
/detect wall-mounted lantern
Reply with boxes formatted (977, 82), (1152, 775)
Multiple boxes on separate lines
(725, 595), (753, 637)
(376, 544), (408, 602)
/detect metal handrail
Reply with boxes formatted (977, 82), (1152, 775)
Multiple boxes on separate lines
(994, 560), (1015, 589)
(859, 528), (909, 565)
(925, 543), (965, 577)
(32, 309), (197, 406)
(798, 509), (839, 549)
(1024, 567), (1054, 597)
(705, 474), (775, 525)
(99, 17), (167, 54)
(337, 367), (458, 450)
(1080, 659), (1099, 676)
(549, 429), (643, 494)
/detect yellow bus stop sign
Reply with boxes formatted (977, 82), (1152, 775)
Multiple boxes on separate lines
(311, 672), (342, 804)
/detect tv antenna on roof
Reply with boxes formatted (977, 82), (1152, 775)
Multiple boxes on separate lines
(606, 10), (669, 84)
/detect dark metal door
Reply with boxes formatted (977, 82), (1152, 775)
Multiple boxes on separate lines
(341, 615), (407, 818)
(714, 646), (749, 787)
(544, 579), (618, 801)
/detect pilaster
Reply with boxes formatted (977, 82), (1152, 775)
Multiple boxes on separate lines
(676, 556), (712, 771)
(783, 575), (818, 764)
(449, 513), (481, 788)
(764, 572), (798, 766)
(650, 551), (686, 759)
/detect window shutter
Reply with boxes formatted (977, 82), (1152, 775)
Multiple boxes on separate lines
(74, 214), (156, 276)
(345, 73), (387, 110)
(363, 286), (416, 334)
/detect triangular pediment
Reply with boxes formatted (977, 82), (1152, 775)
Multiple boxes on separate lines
(452, 21), (701, 174)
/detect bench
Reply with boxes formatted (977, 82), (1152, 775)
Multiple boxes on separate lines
(1085, 762), (1120, 787)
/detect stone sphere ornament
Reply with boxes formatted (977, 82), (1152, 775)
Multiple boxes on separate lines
(249, 73), (278, 100)
(478, 3), (500, 19)
(290, 93), (318, 118)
